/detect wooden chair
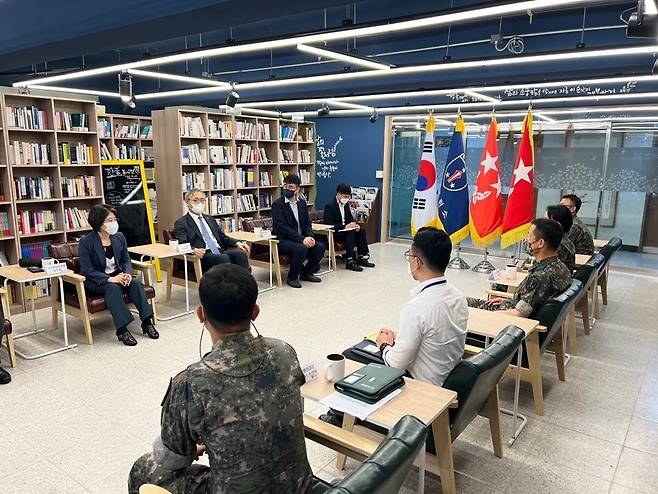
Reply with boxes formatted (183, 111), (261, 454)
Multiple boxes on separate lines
(48, 241), (157, 345)
(240, 217), (284, 287)
(0, 288), (15, 367)
(161, 230), (203, 301)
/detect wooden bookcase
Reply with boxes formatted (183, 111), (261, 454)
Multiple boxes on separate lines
(97, 113), (157, 236)
(152, 106), (316, 235)
(0, 88), (105, 312)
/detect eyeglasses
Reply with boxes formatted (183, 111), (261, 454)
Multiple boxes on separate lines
(403, 250), (420, 261)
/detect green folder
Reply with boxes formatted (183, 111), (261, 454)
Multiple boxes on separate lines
(334, 364), (406, 404)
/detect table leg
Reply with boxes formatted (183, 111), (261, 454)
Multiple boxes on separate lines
(258, 240), (276, 294)
(316, 231), (334, 276)
(156, 254), (194, 321)
(336, 413), (356, 470)
(417, 444), (426, 494)
(499, 340), (528, 446)
(432, 411), (456, 494)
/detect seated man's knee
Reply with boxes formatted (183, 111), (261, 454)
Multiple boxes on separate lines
(128, 453), (156, 494)
(105, 283), (122, 293)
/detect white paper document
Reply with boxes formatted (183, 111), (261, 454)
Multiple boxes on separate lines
(319, 389), (402, 421)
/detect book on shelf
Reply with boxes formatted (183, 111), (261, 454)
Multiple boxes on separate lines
(301, 126), (314, 142)
(182, 172), (206, 191)
(216, 217), (238, 233)
(9, 141), (51, 165)
(208, 119), (232, 139)
(237, 168), (256, 188)
(5, 106), (48, 130)
(236, 144), (259, 164)
(259, 171), (274, 186)
(234, 120), (256, 140)
(299, 187), (311, 204)
(100, 142), (113, 161)
(140, 125), (153, 139)
(179, 115), (206, 137)
(0, 212), (10, 237)
(299, 149), (312, 163)
(257, 147), (271, 163)
(0, 251), (9, 267)
(299, 169), (312, 184)
(117, 144), (138, 160)
(279, 169), (290, 183)
(280, 126), (297, 141)
(97, 119), (112, 137)
(256, 122), (271, 140)
(209, 145), (232, 164)
(115, 122), (139, 138)
(17, 210), (57, 235)
(209, 194), (234, 215)
(210, 168), (234, 189)
(278, 148), (295, 163)
(61, 175), (97, 197)
(21, 240), (50, 259)
(141, 146), (155, 161)
(237, 193), (257, 212)
(55, 112), (88, 132)
(14, 176), (55, 200)
(144, 167), (156, 181)
(181, 144), (206, 164)
(64, 207), (90, 230)
(258, 192), (273, 209)
(23, 279), (51, 300)
(58, 142), (94, 164)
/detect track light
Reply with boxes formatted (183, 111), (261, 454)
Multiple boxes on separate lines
(627, 2), (658, 38)
(369, 109), (379, 123)
(225, 88), (240, 108)
(317, 104), (331, 117)
(118, 72), (133, 102)
(126, 96), (136, 109)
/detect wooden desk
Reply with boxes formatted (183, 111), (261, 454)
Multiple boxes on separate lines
(467, 307), (538, 338)
(302, 360), (458, 494)
(311, 223), (337, 274)
(492, 271), (528, 290)
(227, 231), (279, 291)
(593, 238), (608, 249)
(575, 254), (591, 267)
(0, 264), (75, 361)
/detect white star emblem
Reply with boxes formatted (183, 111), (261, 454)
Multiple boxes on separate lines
(480, 152), (498, 175)
(491, 177), (502, 197)
(513, 158), (533, 185)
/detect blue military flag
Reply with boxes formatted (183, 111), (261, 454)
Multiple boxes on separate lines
(437, 116), (470, 244)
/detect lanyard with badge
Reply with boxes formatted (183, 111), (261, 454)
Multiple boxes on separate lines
(419, 279), (447, 293)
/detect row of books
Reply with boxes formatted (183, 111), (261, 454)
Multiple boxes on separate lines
(180, 115), (206, 138)
(5, 106), (48, 130)
(258, 193), (273, 209)
(100, 142), (112, 161)
(281, 126), (297, 141)
(209, 194), (234, 215)
(63, 207), (90, 230)
(24, 279), (51, 300)
(115, 123), (139, 138)
(61, 175), (97, 197)
(55, 112), (88, 132)
(300, 126), (314, 142)
(20, 241), (50, 259)
(98, 119), (112, 137)
(237, 169), (256, 188)
(259, 171), (274, 186)
(237, 193), (257, 212)
(299, 149), (312, 164)
(9, 141), (51, 165)
(279, 149), (295, 163)
(235, 121), (257, 140)
(14, 176), (56, 200)
(209, 119), (232, 139)
(144, 167), (155, 181)
(141, 146), (155, 161)
(0, 212), (10, 237)
(216, 217), (238, 233)
(299, 169), (313, 184)
(182, 172), (205, 191)
(17, 210), (57, 235)
(58, 142), (94, 165)
(140, 125), (153, 139)
(209, 146), (232, 164)
(181, 144), (205, 164)
(236, 145), (271, 164)
(210, 168), (233, 190)
(116, 144), (138, 160)
(257, 123), (272, 140)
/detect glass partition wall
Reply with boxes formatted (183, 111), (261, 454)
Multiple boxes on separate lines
(389, 121), (658, 255)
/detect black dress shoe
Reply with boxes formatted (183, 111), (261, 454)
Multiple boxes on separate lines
(0, 366), (11, 385)
(357, 256), (376, 268)
(300, 273), (322, 283)
(319, 410), (344, 427)
(142, 323), (160, 339)
(287, 279), (302, 288)
(346, 259), (363, 272)
(117, 330), (138, 346)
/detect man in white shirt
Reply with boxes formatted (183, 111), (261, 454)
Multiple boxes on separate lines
(174, 189), (250, 272)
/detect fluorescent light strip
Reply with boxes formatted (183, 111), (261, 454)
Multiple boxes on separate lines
(24, 85), (123, 98)
(534, 114), (557, 122)
(13, 0), (607, 87)
(328, 100), (373, 110)
(644, 0), (658, 15)
(461, 90), (501, 103)
(236, 107), (291, 117)
(127, 69), (231, 88)
(297, 44), (390, 70)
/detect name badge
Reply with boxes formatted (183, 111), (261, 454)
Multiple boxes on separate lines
(44, 263), (68, 276)
(301, 361), (318, 383)
(177, 243), (192, 253)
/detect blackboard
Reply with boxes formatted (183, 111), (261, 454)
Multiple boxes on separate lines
(101, 160), (156, 250)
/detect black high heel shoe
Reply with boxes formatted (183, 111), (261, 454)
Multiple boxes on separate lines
(117, 330), (137, 346)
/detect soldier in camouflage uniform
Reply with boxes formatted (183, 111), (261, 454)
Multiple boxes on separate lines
(546, 204), (576, 272)
(128, 264), (313, 494)
(560, 194), (594, 255)
(468, 219), (572, 318)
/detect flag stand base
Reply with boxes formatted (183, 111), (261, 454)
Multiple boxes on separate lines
(472, 249), (496, 273)
(447, 244), (470, 270)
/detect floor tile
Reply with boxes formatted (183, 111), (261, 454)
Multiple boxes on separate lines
(613, 447), (658, 494)
(624, 417), (658, 456)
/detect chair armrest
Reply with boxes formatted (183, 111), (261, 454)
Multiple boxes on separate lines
(62, 272), (86, 284)
(464, 343), (483, 355)
(536, 325), (548, 332)
(131, 260), (153, 271)
(486, 289), (514, 299)
(0, 287), (5, 295)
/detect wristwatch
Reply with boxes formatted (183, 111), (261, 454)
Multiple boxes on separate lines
(379, 342), (391, 352)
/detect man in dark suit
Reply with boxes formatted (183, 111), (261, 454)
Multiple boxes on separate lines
(323, 183), (375, 272)
(175, 189), (250, 272)
(271, 174), (325, 288)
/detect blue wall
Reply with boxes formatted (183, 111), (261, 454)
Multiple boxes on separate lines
(313, 116), (385, 209)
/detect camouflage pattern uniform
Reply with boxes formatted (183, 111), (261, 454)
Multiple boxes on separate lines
(558, 236), (576, 273)
(468, 256), (572, 317)
(128, 331), (313, 494)
(567, 216), (594, 255)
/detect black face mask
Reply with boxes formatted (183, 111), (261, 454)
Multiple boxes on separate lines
(282, 189), (295, 199)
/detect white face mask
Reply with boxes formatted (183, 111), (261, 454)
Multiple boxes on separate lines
(190, 203), (205, 215)
(103, 220), (119, 236)
(407, 258), (418, 277)
(339, 197), (350, 205)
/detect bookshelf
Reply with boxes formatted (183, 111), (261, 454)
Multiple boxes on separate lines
(152, 107), (316, 235)
(0, 88), (105, 311)
(97, 113), (157, 236)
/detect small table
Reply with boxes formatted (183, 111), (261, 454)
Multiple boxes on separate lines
(467, 307), (539, 446)
(312, 223), (359, 274)
(0, 265), (74, 360)
(575, 253), (591, 267)
(227, 231), (278, 293)
(128, 243), (194, 321)
(593, 238), (608, 249)
(302, 359), (458, 494)
(493, 270), (528, 291)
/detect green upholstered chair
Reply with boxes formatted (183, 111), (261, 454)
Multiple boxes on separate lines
(310, 415), (427, 494)
(596, 237), (622, 309)
(573, 254), (606, 336)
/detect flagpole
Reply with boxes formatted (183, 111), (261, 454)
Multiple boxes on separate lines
(447, 242), (470, 270)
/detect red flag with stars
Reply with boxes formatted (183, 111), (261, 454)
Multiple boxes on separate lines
(469, 117), (503, 247)
(501, 110), (535, 249)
